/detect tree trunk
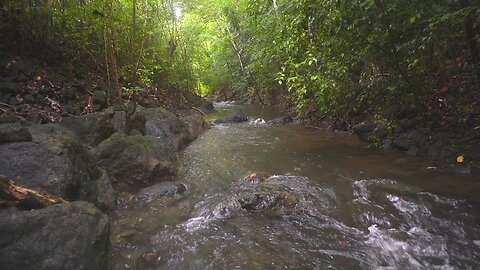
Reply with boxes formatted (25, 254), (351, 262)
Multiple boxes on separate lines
(104, 0), (121, 103)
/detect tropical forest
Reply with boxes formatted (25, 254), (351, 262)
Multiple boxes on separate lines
(0, 0), (479, 269)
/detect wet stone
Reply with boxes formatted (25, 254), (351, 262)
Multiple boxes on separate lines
(134, 182), (187, 202)
(214, 112), (249, 124)
(0, 122), (32, 143)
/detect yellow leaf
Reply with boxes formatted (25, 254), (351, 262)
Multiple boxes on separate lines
(456, 156), (464, 163)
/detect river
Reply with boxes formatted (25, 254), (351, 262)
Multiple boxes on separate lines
(110, 102), (480, 269)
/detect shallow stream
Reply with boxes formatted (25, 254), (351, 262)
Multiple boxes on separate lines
(110, 102), (480, 269)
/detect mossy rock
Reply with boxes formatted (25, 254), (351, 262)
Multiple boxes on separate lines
(0, 123), (115, 211)
(93, 133), (177, 192)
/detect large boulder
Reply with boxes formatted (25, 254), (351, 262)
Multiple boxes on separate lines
(214, 112), (249, 124)
(0, 201), (109, 270)
(0, 124), (115, 210)
(181, 113), (208, 141)
(0, 175), (67, 210)
(144, 107), (192, 150)
(59, 112), (115, 146)
(352, 122), (377, 134)
(0, 122), (32, 143)
(92, 133), (177, 192)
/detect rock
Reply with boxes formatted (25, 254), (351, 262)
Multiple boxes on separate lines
(449, 163), (474, 174)
(92, 133), (177, 192)
(0, 175), (67, 210)
(181, 113), (207, 141)
(214, 112), (249, 124)
(407, 145), (419, 156)
(393, 138), (410, 151)
(136, 252), (162, 270)
(92, 91), (108, 108)
(60, 112), (115, 146)
(0, 81), (20, 92)
(23, 93), (35, 103)
(0, 124), (115, 210)
(0, 201), (109, 270)
(398, 118), (417, 131)
(134, 182), (187, 202)
(0, 122), (32, 143)
(8, 96), (18, 106)
(393, 125), (404, 134)
(8, 60), (35, 78)
(144, 107), (192, 150)
(0, 111), (19, 124)
(352, 122), (377, 134)
(242, 172), (270, 184)
(213, 175), (301, 218)
(126, 105), (146, 135)
(112, 110), (126, 134)
(381, 139), (393, 150)
(201, 102), (214, 114)
(196, 98), (214, 114)
(359, 125), (389, 142)
(427, 138), (448, 160)
(187, 95), (214, 114)
(237, 191), (298, 211)
(268, 116), (294, 125)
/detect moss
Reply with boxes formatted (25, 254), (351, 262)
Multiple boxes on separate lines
(103, 133), (155, 154)
(0, 111), (19, 124)
(64, 136), (101, 201)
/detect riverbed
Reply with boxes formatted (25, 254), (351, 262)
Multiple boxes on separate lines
(110, 102), (480, 269)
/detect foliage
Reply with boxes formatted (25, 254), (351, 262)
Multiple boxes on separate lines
(1, 0), (479, 120)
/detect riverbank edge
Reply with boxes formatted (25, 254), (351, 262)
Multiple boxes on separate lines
(0, 58), (215, 269)
(246, 94), (480, 176)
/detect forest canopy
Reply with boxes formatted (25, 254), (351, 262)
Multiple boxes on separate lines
(0, 0), (479, 123)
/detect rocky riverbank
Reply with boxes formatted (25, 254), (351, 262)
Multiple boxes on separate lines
(0, 92), (212, 269)
(348, 119), (480, 175)
(0, 54), (217, 269)
(251, 92), (480, 175)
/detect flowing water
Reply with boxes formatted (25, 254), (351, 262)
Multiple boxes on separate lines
(110, 102), (480, 269)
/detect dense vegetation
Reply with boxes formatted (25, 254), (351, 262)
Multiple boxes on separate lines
(1, 0), (479, 126)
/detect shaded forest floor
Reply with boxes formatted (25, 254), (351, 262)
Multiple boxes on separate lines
(0, 55), (212, 125)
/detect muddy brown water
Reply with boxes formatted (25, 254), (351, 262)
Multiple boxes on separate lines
(110, 102), (480, 269)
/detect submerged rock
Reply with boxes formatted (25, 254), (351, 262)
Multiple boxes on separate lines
(233, 175), (300, 212)
(268, 116), (294, 125)
(190, 175), (303, 224)
(0, 201), (109, 270)
(214, 112), (249, 124)
(134, 182), (187, 202)
(0, 124), (115, 210)
(136, 251), (162, 270)
(92, 133), (177, 192)
(242, 172), (270, 184)
(237, 190), (299, 211)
